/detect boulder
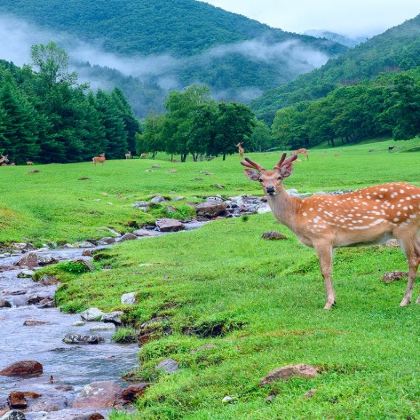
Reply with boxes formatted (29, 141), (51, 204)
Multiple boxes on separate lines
(23, 320), (49, 326)
(119, 233), (137, 242)
(222, 396), (234, 404)
(63, 334), (105, 345)
(82, 249), (94, 257)
(75, 241), (95, 249)
(150, 195), (166, 204)
(16, 270), (34, 279)
(156, 358), (179, 374)
(97, 237), (116, 245)
(7, 393), (27, 409)
(195, 200), (227, 219)
(73, 381), (122, 409)
(80, 308), (104, 322)
(38, 275), (59, 286)
(101, 311), (123, 325)
(260, 364), (318, 385)
(71, 259), (95, 272)
(120, 383), (150, 403)
(72, 321), (86, 327)
(0, 361), (43, 377)
(382, 271), (407, 283)
(0, 410), (26, 420)
(37, 255), (58, 266)
(133, 201), (150, 211)
(15, 253), (38, 269)
(0, 299), (11, 308)
(121, 292), (137, 305)
(27, 293), (53, 305)
(261, 231), (287, 240)
(133, 229), (160, 237)
(12, 243), (31, 251)
(37, 298), (55, 309)
(138, 317), (171, 345)
(155, 218), (184, 232)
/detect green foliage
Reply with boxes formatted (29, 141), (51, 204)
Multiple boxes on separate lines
(253, 14), (420, 122)
(271, 68), (420, 148)
(112, 327), (137, 344)
(0, 43), (139, 164)
(139, 85), (257, 161)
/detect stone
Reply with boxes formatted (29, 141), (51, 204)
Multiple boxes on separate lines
(97, 237), (116, 245)
(82, 249), (93, 257)
(16, 270), (34, 279)
(88, 414), (105, 420)
(138, 317), (171, 345)
(156, 358), (179, 374)
(101, 311), (124, 325)
(0, 299), (11, 308)
(75, 241), (95, 249)
(27, 293), (53, 305)
(260, 364), (319, 385)
(80, 308), (104, 322)
(0, 361), (43, 377)
(195, 200), (227, 219)
(121, 292), (137, 305)
(120, 383), (150, 403)
(7, 392), (27, 409)
(73, 381), (122, 409)
(261, 231), (287, 240)
(12, 243), (30, 251)
(133, 201), (150, 211)
(63, 334), (105, 345)
(15, 253), (38, 269)
(385, 239), (400, 248)
(36, 255), (58, 266)
(72, 321), (86, 327)
(23, 320), (48, 326)
(265, 394), (276, 403)
(38, 275), (59, 286)
(304, 388), (317, 399)
(150, 195), (166, 204)
(0, 410), (26, 420)
(155, 218), (184, 232)
(119, 233), (137, 242)
(37, 298), (55, 309)
(222, 396), (234, 404)
(133, 229), (160, 237)
(172, 196), (185, 202)
(382, 271), (407, 283)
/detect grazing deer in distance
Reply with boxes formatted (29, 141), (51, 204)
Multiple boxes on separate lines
(140, 153), (148, 159)
(92, 153), (106, 165)
(0, 154), (9, 166)
(294, 148), (309, 160)
(125, 151), (132, 160)
(26, 161), (34, 165)
(236, 142), (245, 158)
(242, 153), (420, 309)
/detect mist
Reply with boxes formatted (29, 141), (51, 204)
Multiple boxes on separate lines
(0, 14), (334, 114)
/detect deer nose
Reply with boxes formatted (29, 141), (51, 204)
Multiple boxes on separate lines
(266, 186), (275, 195)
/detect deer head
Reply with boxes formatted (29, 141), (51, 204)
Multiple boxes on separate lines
(241, 153), (298, 196)
(0, 154), (9, 164)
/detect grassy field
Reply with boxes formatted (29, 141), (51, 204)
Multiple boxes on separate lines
(0, 138), (419, 245)
(3, 138), (420, 418)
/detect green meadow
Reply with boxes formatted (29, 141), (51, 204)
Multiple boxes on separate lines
(2, 138), (420, 418)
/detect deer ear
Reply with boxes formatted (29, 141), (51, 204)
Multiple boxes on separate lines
(244, 169), (260, 181)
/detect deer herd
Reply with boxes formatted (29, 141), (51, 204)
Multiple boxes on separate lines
(242, 153), (420, 309)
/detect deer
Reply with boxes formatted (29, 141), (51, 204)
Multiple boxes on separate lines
(294, 148), (309, 160)
(242, 153), (420, 310)
(236, 142), (245, 158)
(26, 161), (34, 165)
(125, 151), (132, 160)
(0, 154), (9, 166)
(92, 153), (106, 165)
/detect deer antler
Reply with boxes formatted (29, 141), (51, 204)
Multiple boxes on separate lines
(274, 153), (297, 170)
(240, 157), (264, 171)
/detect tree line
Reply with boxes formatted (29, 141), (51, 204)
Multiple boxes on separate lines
(136, 85), (275, 161)
(271, 69), (420, 149)
(0, 42), (139, 164)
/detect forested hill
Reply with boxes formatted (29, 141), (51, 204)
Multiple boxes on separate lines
(0, 0), (346, 117)
(252, 14), (420, 122)
(0, 0), (344, 57)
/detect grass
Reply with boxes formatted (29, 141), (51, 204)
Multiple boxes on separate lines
(0, 138), (418, 245)
(1, 138), (420, 418)
(112, 327), (138, 344)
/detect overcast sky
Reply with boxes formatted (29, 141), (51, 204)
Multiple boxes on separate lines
(202, 0), (419, 37)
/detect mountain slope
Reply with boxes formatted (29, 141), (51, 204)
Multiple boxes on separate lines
(0, 0), (346, 117)
(304, 30), (367, 48)
(252, 14), (420, 122)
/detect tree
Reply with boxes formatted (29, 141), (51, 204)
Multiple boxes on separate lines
(136, 115), (165, 158)
(249, 120), (274, 151)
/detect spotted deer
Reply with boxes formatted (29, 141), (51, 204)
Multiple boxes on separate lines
(242, 153), (420, 309)
(294, 148), (309, 160)
(0, 154), (9, 166)
(92, 153), (106, 165)
(236, 142), (245, 158)
(125, 151), (132, 160)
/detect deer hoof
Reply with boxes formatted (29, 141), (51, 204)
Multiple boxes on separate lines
(323, 300), (335, 310)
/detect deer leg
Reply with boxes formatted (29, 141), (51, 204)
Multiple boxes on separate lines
(399, 237), (419, 307)
(314, 242), (335, 310)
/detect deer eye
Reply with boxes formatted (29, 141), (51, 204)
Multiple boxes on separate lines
(258, 178), (263, 182)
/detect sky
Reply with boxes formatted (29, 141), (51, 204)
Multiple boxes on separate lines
(202, 0), (420, 37)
